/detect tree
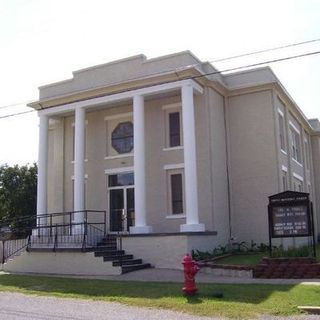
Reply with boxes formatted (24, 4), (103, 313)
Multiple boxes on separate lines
(0, 163), (37, 236)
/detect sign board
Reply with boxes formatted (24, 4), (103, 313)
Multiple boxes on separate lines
(267, 191), (315, 257)
(270, 205), (310, 237)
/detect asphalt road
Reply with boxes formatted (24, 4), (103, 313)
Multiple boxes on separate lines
(0, 292), (319, 320)
(0, 292), (216, 320)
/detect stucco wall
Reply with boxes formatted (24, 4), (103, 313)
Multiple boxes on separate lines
(122, 233), (218, 269)
(311, 136), (320, 235)
(207, 88), (230, 244)
(48, 92), (221, 233)
(227, 90), (278, 243)
(3, 251), (121, 275)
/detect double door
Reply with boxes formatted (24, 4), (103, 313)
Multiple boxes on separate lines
(109, 187), (134, 232)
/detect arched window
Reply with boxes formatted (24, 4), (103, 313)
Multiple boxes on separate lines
(111, 122), (134, 154)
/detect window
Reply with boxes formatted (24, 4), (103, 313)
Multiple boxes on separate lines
(108, 172), (134, 187)
(169, 112), (181, 147)
(111, 122), (134, 154)
(281, 170), (288, 191)
(291, 128), (301, 163)
(305, 140), (310, 170)
(278, 113), (286, 152)
(293, 177), (303, 192)
(162, 103), (183, 149)
(170, 173), (183, 214)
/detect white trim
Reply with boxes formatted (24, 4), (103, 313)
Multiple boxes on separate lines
(104, 167), (134, 175)
(281, 165), (288, 172)
(166, 214), (186, 219)
(293, 172), (304, 182)
(163, 163), (184, 170)
(104, 112), (133, 121)
(162, 102), (182, 110)
(281, 149), (287, 155)
(39, 79), (203, 116)
(162, 146), (184, 152)
(277, 108), (284, 117)
(104, 154), (133, 160)
(108, 184), (135, 191)
(292, 158), (303, 167)
(289, 120), (300, 134)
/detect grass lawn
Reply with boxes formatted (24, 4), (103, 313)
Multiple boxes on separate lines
(210, 244), (320, 266)
(0, 274), (319, 319)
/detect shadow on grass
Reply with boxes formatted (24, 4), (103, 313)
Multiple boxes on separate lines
(0, 273), (298, 305)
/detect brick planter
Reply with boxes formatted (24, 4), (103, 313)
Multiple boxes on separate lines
(254, 257), (320, 279)
(198, 261), (253, 278)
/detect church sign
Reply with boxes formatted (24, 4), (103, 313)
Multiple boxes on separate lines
(268, 191), (316, 256)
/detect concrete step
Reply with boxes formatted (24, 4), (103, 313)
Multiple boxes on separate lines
(103, 254), (133, 262)
(96, 243), (117, 249)
(121, 263), (152, 274)
(94, 250), (125, 257)
(112, 258), (142, 266)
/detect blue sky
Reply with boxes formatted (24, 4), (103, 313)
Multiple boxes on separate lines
(0, 0), (319, 165)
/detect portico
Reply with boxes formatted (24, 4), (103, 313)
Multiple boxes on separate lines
(36, 79), (205, 234)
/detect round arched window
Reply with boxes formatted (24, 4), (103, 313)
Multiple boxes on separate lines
(111, 122), (134, 154)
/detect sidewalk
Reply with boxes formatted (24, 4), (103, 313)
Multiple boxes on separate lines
(3, 268), (320, 285)
(86, 268), (320, 285)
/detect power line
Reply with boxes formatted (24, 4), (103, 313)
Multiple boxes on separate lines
(211, 38), (320, 63)
(193, 49), (320, 79)
(0, 37), (319, 111)
(0, 48), (320, 120)
(0, 110), (35, 119)
(0, 99), (35, 110)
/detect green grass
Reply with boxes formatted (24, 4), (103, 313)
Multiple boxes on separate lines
(212, 244), (320, 266)
(0, 274), (319, 319)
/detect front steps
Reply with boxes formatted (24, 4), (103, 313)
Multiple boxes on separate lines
(94, 235), (152, 274)
(26, 234), (151, 275)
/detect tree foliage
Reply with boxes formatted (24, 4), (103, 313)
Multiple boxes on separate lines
(0, 163), (37, 235)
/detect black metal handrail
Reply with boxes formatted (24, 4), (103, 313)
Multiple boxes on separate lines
(0, 210), (108, 254)
(1, 237), (30, 264)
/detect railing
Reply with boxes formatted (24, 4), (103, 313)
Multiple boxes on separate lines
(0, 237), (30, 264)
(0, 210), (107, 255)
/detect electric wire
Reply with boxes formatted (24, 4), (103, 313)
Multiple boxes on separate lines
(0, 37), (319, 111)
(0, 99), (35, 110)
(210, 38), (320, 63)
(0, 47), (320, 120)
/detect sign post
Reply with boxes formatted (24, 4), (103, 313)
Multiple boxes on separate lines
(268, 191), (316, 257)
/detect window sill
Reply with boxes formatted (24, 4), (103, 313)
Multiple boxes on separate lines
(163, 146), (184, 151)
(281, 149), (287, 155)
(105, 154), (133, 160)
(292, 158), (303, 167)
(166, 214), (186, 219)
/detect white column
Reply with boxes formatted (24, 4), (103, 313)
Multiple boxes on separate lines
(130, 95), (152, 234)
(180, 84), (205, 232)
(74, 107), (86, 224)
(37, 114), (49, 227)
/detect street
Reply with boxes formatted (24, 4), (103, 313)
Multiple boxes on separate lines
(0, 292), (319, 320)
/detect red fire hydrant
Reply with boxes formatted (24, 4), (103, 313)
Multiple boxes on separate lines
(182, 254), (200, 295)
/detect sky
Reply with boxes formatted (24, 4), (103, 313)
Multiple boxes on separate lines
(0, 0), (319, 165)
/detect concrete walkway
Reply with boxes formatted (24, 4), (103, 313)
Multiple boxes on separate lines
(2, 268), (320, 285)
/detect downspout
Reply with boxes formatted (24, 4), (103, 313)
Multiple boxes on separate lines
(223, 95), (233, 239)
